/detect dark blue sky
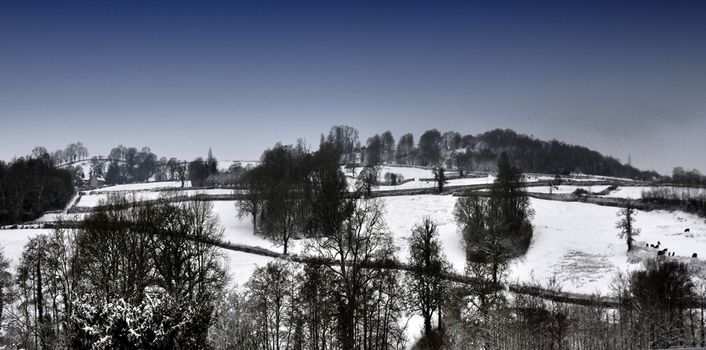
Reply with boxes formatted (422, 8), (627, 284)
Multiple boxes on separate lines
(1, 0), (705, 173)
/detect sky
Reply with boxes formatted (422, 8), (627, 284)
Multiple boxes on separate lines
(1, 0), (705, 174)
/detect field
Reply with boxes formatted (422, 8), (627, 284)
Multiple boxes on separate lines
(3, 166), (706, 344)
(3, 167), (706, 294)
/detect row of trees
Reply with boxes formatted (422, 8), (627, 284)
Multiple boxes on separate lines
(237, 140), (347, 255)
(0, 153), (74, 225)
(327, 125), (661, 180)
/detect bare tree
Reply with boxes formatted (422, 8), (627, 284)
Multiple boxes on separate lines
(405, 218), (449, 339)
(616, 199), (640, 252)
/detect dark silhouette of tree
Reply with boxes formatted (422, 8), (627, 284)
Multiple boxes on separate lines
(188, 158), (210, 187)
(381, 131), (395, 163)
(395, 133), (415, 165)
(406, 218), (449, 338)
(433, 167), (446, 193)
(488, 152), (534, 256)
(365, 134), (383, 166)
(453, 151), (473, 177)
(418, 129), (442, 166)
(616, 200), (640, 252)
(327, 125), (359, 165)
(207, 148), (219, 175)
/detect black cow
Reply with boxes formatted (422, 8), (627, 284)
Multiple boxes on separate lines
(685, 228), (691, 233)
(693, 253), (698, 258)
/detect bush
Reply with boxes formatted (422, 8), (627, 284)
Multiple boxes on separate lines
(71, 294), (213, 349)
(383, 172), (404, 185)
(573, 188), (589, 196)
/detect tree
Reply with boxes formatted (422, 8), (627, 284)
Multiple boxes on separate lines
(356, 165), (379, 197)
(433, 167), (446, 193)
(250, 144), (308, 255)
(365, 134), (383, 166)
(167, 158), (179, 181)
(616, 200), (640, 252)
(246, 262), (296, 350)
(89, 156), (103, 177)
(453, 151), (473, 177)
(488, 152), (534, 256)
(188, 158), (210, 187)
(104, 161), (123, 184)
(207, 148), (219, 175)
(630, 260), (695, 348)
(310, 198), (398, 350)
(327, 125), (359, 165)
(418, 129), (442, 166)
(260, 181), (303, 255)
(237, 167), (265, 234)
(395, 133), (415, 165)
(134, 147), (157, 182)
(406, 218), (449, 338)
(0, 248), (13, 337)
(381, 131), (395, 163)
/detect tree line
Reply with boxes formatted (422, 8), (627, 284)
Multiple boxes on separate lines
(327, 125), (662, 180)
(0, 153), (73, 225)
(0, 139), (702, 348)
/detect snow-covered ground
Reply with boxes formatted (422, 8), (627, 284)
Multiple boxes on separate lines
(604, 186), (706, 200)
(10, 188), (706, 295)
(4, 191), (706, 346)
(92, 181), (191, 192)
(602, 186), (648, 200)
(381, 195), (706, 295)
(75, 189), (235, 208)
(527, 185), (612, 195)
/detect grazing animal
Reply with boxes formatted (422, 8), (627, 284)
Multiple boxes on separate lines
(685, 228), (691, 233)
(658, 250), (666, 256)
(693, 253), (698, 258)
(671, 252), (675, 257)
(646, 243), (649, 247)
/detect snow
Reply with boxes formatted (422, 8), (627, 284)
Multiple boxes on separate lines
(75, 189), (235, 208)
(527, 185), (611, 195)
(603, 186), (706, 200)
(380, 195), (706, 295)
(603, 186), (648, 200)
(92, 181), (191, 193)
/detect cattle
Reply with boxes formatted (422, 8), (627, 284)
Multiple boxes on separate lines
(658, 249), (667, 256)
(685, 228), (691, 233)
(693, 253), (698, 258)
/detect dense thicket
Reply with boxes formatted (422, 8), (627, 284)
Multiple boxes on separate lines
(3, 196), (226, 348)
(0, 155), (73, 225)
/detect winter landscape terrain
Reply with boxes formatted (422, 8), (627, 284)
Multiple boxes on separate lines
(3, 161), (706, 347)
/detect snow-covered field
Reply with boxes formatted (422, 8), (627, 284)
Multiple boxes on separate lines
(76, 189), (235, 208)
(91, 181), (191, 192)
(527, 185), (612, 195)
(5, 174), (706, 296)
(3, 189), (706, 345)
(382, 195), (706, 294)
(604, 186), (706, 200)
